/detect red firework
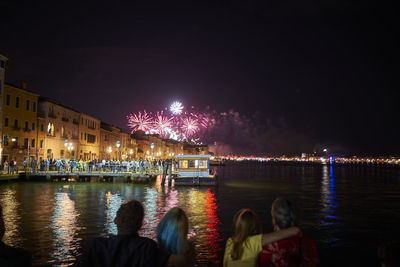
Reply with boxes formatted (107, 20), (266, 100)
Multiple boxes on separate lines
(181, 117), (199, 137)
(127, 111), (153, 133)
(154, 113), (173, 138)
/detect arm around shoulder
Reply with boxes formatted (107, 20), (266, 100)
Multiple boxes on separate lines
(261, 227), (301, 246)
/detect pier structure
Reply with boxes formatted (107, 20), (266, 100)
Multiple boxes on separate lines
(5, 170), (163, 183)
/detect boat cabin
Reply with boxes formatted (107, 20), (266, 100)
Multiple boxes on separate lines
(175, 155), (210, 177)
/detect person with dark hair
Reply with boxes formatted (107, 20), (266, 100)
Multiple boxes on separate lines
(223, 208), (300, 267)
(81, 200), (158, 267)
(378, 241), (400, 267)
(259, 197), (319, 267)
(157, 207), (195, 267)
(0, 204), (32, 266)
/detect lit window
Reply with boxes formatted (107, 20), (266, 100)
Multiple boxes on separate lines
(189, 160), (196, 168)
(199, 160), (208, 168)
(47, 123), (54, 136)
(179, 160), (188, 168)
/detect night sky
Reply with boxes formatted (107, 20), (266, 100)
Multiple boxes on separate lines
(1, 1), (398, 156)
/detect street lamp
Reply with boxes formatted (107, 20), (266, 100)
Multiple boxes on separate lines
(150, 142), (154, 160)
(116, 141), (120, 161)
(64, 140), (69, 159)
(11, 138), (16, 160)
(67, 144), (74, 159)
(108, 146), (112, 160)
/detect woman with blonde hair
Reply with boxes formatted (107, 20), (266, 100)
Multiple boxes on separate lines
(224, 208), (300, 267)
(157, 207), (195, 267)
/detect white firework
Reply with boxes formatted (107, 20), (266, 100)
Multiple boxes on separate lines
(170, 101), (184, 115)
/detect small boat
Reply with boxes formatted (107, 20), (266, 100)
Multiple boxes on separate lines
(173, 155), (217, 185)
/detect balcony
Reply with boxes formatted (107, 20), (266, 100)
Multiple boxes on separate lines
(48, 113), (57, 119)
(72, 119), (79, 125)
(24, 128), (31, 132)
(13, 126), (21, 131)
(61, 117), (69, 122)
(61, 134), (69, 139)
(37, 112), (45, 118)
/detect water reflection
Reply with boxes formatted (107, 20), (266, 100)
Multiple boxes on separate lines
(320, 165), (340, 244)
(50, 185), (81, 265)
(104, 191), (122, 235)
(141, 187), (160, 239)
(0, 187), (21, 247)
(186, 188), (223, 265)
(1, 179), (221, 265)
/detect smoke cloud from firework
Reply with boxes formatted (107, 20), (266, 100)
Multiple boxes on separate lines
(127, 102), (315, 156)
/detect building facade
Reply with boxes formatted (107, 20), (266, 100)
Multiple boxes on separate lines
(120, 131), (137, 160)
(38, 97), (80, 160)
(1, 83), (39, 166)
(100, 122), (121, 160)
(0, 54), (8, 162)
(78, 113), (100, 160)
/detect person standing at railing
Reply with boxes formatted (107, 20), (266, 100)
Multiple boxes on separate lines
(79, 159), (83, 172)
(3, 161), (8, 174)
(9, 159), (14, 174)
(44, 159), (49, 172)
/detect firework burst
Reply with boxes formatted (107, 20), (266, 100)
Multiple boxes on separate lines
(127, 101), (214, 142)
(181, 117), (199, 137)
(170, 101), (183, 115)
(154, 112), (173, 138)
(127, 111), (153, 133)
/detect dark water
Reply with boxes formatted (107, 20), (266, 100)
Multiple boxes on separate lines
(1, 162), (400, 266)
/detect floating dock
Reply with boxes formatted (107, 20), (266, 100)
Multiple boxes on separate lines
(174, 155), (218, 185)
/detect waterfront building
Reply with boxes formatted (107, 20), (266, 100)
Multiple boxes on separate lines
(100, 122), (138, 161)
(1, 83), (39, 165)
(38, 97), (80, 160)
(148, 134), (163, 159)
(164, 139), (184, 158)
(133, 131), (151, 160)
(100, 122), (121, 160)
(78, 113), (100, 160)
(121, 131), (137, 160)
(183, 143), (209, 155)
(0, 54), (8, 162)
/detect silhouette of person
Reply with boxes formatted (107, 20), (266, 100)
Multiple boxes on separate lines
(0, 204), (32, 266)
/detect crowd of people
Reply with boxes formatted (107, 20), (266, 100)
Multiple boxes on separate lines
(0, 159), (18, 175)
(1, 158), (176, 175)
(1, 197), (399, 266)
